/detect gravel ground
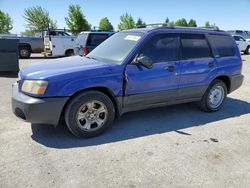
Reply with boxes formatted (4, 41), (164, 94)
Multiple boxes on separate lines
(0, 54), (250, 188)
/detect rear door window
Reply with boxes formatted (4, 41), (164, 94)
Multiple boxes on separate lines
(180, 34), (212, 59)
(87, 34), (109, 46)
(207, 34), (235, 57)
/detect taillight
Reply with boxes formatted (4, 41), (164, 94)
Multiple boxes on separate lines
(82, 47), (89, 56)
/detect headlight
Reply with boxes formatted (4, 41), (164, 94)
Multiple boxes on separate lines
(21, 80), (48, 95)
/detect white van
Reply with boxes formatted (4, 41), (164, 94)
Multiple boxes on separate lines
(43, 31), (76, 57)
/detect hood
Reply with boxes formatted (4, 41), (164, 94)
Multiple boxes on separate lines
(20, 56), (119, 80)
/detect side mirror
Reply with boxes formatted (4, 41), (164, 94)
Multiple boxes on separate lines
(132, 56), (153, 69)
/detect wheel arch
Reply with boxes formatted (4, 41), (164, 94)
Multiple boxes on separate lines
(60, 87), (121, 122)
(65, 49), (74, 56)
(19, 43), (32, 50)
(212, 75), (231, 93)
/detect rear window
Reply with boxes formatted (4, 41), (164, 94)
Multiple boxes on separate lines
(180, 34), (212, 59)
(208, 34), (235, 57)
(76, 33), (88, 46)
(87, 34), (109, 46)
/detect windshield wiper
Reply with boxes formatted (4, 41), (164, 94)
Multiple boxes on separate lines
(86, 56), (97, 60)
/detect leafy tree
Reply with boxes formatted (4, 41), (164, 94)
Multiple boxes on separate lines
(165, 17), (169, 24)
(169, 21), (175, 27)
(205, 21), (217, 28)
(21, 29), (36, 36)
(23, 6), (57, 35)
(0, 10), (13, 33)
(118, 13), (135, 31)
(65, 4), (91, 35)
(205, 21), (211, 28)
(99, 17), (114, 31)
(188, 19), (197, 27)
(175, 18), (188, 27)
(136, 17), (146, 28)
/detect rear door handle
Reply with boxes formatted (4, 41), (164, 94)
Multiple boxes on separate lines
(208, 62), (215, 68)
(165, 65), (176, 72)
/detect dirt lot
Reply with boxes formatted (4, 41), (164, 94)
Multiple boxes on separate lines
(1, 54), (250, 188)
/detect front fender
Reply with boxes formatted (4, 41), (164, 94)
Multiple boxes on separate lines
(58, 75), (124, 97)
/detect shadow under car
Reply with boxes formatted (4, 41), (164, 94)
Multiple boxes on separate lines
(31, 97), (250, 148)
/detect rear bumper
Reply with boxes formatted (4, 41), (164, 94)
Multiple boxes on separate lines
(12, 83), (69, 125)
(230, 74), (244, 93)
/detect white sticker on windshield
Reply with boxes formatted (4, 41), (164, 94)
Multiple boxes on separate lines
(124, 35), (141, 41)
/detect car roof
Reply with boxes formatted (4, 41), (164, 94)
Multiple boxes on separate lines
(79, 31), (114, 35)
(122, 27), (228, 35)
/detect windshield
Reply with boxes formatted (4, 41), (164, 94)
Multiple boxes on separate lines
(87, 32), (144, 64)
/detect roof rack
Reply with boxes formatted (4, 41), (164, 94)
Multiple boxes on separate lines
(136, 23), (220, 31)
(160, 25), (220, 31)
(136, 23), (170, 28)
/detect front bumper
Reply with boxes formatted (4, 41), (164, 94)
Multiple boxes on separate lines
(229, 74), (244, 93)
(12, 83), (69, 125)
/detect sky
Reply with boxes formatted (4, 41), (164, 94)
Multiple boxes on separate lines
(1, 0), (250, 34)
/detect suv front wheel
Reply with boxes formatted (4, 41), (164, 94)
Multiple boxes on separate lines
(65, 91), (115, 138)
(200, 80), (227, 112)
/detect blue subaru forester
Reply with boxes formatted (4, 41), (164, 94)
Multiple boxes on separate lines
(12, 26), (244, 138)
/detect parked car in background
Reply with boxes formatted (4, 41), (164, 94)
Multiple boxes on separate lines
(12, 27), (243, 138)
(1, 30), (75, 59)
(43, 30), (76, 57)
(0, 34), (44, 59)
(227, 30), (250, 40)
(18, 37), (44, 58)
(74, 31), (114, 56)
(232, 35), (250, 54)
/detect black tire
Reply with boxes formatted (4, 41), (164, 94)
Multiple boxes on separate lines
(65, 49), (74, 57)
(200, 80), (227, 112)
(19, 46), (31, 58)
(244, 46), (249, 55)
(65, 91), (115, 138)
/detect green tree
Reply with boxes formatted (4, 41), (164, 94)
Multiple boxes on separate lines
(205, 21), (217, 28)
(136, 17), (146, 28)
(65, 4), (91, 35)
(165, 17), (169, 24)
(21, 29), (36, 36)
(99, 17), (114, 31)
(169, 21), (175, 27)
(118, 13), (135, 31)
(188, 19), (197, 27)
(0, 10), (13, 33)
(175, 18), (188, 27)
(205, 21), (211, 28)
(24, 6), (57, 35)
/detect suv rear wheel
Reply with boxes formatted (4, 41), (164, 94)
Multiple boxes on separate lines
(200, 80), (227, 112)
(65, 91), (115, 138)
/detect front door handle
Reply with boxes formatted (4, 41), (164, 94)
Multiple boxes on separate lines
(165, 65), (176, 72)
(208, 62), (215, 68)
